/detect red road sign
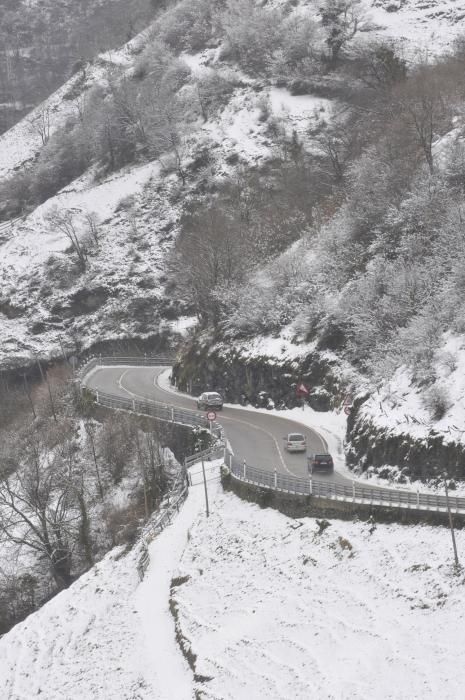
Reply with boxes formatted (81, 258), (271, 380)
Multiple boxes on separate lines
(296, 383), (310, 396)
(206, 411), (217, 422)
(344, 406), (351, 415)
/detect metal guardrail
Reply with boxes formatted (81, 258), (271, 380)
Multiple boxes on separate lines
(79, 355), (226, 579)
(78, 354), (174, 379)
(80, 356), (464, 518)
(137, 473), (189, 580)
(137, 443), (224, 579)
(79, 356), (224, 440)
(230, 462), (465, 515)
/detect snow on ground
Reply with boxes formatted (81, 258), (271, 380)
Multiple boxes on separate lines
(3, 452), (465, 700)
(219, 327), (319, 365)
(0, 160), (175, 368)
(268, 87), (333, 134)
(364, 0), (465, 55)
(135, 459), (222, 700)
(0, 459), (222, 700)
(360, 334), (465, 446)
(0, 544), (156, 700)
(1, 161), (159, 274)
(174, 491), (465, 700)
(202, 88), (271, 164)
(0, 27), (152, 180)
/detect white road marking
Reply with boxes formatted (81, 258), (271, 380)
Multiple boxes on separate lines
(118, 367), (299, 477)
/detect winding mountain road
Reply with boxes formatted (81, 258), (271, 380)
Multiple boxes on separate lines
(85, 365), (353, 487)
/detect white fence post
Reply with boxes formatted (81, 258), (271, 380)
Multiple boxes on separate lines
(132, 399), (136, 411)
(96, 391), (99, 403)
(309, 477), (312, 495)
(243, 460), (246, 479)
(416, 489), (420, 509)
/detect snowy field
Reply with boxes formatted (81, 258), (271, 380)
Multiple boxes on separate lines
(174, 492), (465, 700)
(2, 458), (465, 699)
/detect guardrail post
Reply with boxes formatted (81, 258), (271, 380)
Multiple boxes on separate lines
(309, 477), (312, 495)
(416, 489), (420, 509)
(171, 407), (175, 422)
(96, 391), (99, 403)
(352, 481), (355, 502)
(274, 469), (277, 489)
(243, 460), (247, 479)
(229, 453), (232, 469)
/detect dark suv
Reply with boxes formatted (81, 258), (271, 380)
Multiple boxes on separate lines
(308, 453), (334, 473)
(197, 391), (223, 410)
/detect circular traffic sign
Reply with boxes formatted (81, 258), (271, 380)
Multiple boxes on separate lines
(344, 406), (351, 415)
(206, 411), (217, 422)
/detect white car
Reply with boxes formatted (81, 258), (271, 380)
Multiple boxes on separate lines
(284, 433), (307, 453)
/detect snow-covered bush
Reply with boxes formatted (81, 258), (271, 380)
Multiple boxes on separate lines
(155, 0), (217, 53)
(219, 0), (284, 74)
(422, 385), (452, 422)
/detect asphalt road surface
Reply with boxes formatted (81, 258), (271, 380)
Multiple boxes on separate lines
(86, 365), (354, 486)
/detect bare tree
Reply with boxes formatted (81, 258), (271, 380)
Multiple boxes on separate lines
(394, 67), (448, 174)
(320, 0), (366, 64)
(84, 211), (100, 247)
(0, 431), (77, 588)
(45, 207), (88, 271)
(30, 107), (51, 145)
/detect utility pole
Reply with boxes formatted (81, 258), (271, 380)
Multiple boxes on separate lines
(23, 374), (37, 419)
(58, 334), (68, 364)
(444, 476), (460, 570)
(201, 453), (210, 518)
(37, 358), (58, 423)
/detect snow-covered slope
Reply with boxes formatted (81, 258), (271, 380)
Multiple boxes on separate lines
(367, 0), (465, 53)
(360, 333), (465, 445)
(174, 491), (465, 700)
(0, 56), (331, 367)
(0, 460), (216, 700)
(0, 544), (155, 699)
(3, 470), (465, 700)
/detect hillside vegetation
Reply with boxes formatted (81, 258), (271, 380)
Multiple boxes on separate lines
(1, 0), (465, 449)
(0, 0), (157, 133)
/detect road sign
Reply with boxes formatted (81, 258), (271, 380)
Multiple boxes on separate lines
(344, 406), (351, 415)
(206, 410), (217, 422)
(296, 383), (310, 396)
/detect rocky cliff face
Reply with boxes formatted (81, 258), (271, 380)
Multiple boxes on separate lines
(173, 340), (342, 411)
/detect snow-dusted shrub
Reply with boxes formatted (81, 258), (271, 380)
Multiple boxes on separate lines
(422, 385), (451, 422)
(197, 71), (238, 120)
(219, 0), (284, 74)
(133, 38), (178, 81)
(155, 0), (217, 52)
(270, 14), (321, 83)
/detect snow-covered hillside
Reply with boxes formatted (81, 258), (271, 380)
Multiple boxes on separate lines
(2, 0), (350, 369)
(2, 469), (465, 699)
(175, 491), (465, 699)
(367, 0), (465, 53)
